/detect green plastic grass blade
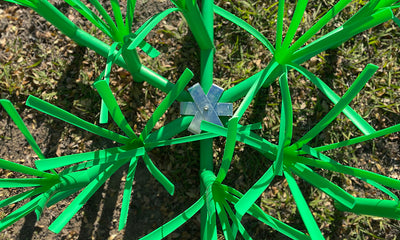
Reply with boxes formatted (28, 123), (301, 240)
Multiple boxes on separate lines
(293, 8), (394, 62)
(345, 0), (381, 26)
(64, 0), (112, 37)
(292, 154), (400, 191)
(203, 179), (218, 240)
(0, 178), (51, 188)
(200, 121), (277, 159)
(110, 0), (125, 34)
(143, 153), (174, 195)
(225, 187), (311, 240)
(126, 0), (136, 32)
(48, 158), (127, 233)
(140, 197), (204, 240)
(335, 197), (400, 220)
(300, 145), (400, 198)
(3, 0), (36, 8)
(274, 68), (292, 175)
(315, 123), (400, 152)
(290, 63), (376, 135)
(221, 198), (252, 240)
(87, 0), (120, 40)
(362, 177), (399, 202)
(46, 187), (83, 207)
(145, 132), (217, 149)
(288, 162), (355, 209)
(281, 0), (308, 51)
(98, 42), (122, 124)
(291, 64), (378, 150)
(284, 170), (324, 239)
(127, 8), (179, 50)
(216, 200), (234, 240)
(235, 165), (275, 218)
(0, 158), (55, 179)
(214, 5), (275, 53)
(145, 116), (193, 143)
(0, 197), (40, 231)
(35, 146), (144, 171)
(138, 40), (160, 58)
(0, 99), (45, 159)
(0, 187), (45, 208)
(234, 60), (280, 120)
(216, 117), (238, 183)
(26, 96), (130, 144)
(94, 80), (137, 139)
(393, 16), (400, 27)
(275, 0), (285, 50)
(289, 0), (351, 53)
(140, 68), (193, 141)
(119, 157), (138, 230)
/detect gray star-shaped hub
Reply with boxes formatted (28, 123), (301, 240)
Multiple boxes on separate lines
(180, 83), (233, 134)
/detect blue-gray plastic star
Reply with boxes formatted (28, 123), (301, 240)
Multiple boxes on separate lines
(180, 83), (233, 134)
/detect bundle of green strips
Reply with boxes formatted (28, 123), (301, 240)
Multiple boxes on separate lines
(1, 0), (400, 239)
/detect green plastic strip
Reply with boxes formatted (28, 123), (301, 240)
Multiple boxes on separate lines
(26, 96), (130, 144)
(216, 117), (238, 183)
(63, 0), (112, 38)
(143, 153), (174, 195)
(289, 0), (351, 53)
(200, 121), (277, 158)
(139, 68), (193, 141)
(292, 8), (394, 62)
(335, 197), (400, 220)
(145, 132), (217, 149)
(0, 197), (41, 231)
(235, 165), (275, 218)
(48, 158), (128, 233)
(98, 42), (122, 124)
(315, 123), (400, 152)
(288, 162), (355, 209)
(145, 116), (193, 143)
(87, 0), (120, 40)
(275, 0), (284, 49)
(0, 99), (45, 159)
(0, 158), (55, 179)
(119, 157), (138, 230)
(225, 187), (310, 240)
(281, 0), (308, 51)
(0, 187), (45, 208)
(300, 145), (399, 202)
(125, 0), (136, 32)
(284, 170), (324, 239)
(94, 80), (137, 139)
(393, 16), (400, 27)
(213, 5), (275, 53)
(216, 200), (234, 240)
(137, 40), (160, 58)
(290, 63), (376, 135)
(274, 68), (292, 175)
(47, 187), (83, 207)
(127, 8), (179, 50)
(140, 197), (205, 240)
(221, 198), (252, 240)
(4, 0), (36, 8)
(110, 0), (125, 34)
(362, 177), (399, 202)
(291, 64), (378, 150)
(291, 155), (400, 191)
(233, 60), (279, 120)
(0, 178), (51, 188)
(35, 146), (144, 171)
